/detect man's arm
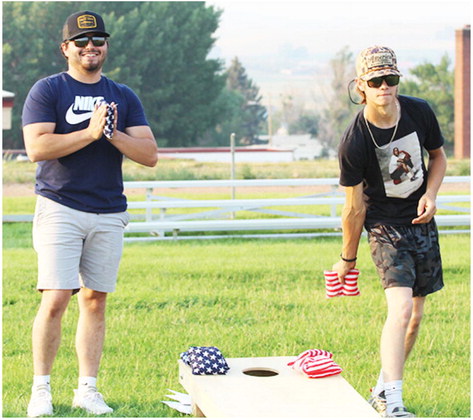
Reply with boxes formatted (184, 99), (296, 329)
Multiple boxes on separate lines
(23, 104), (109, 162)
(412, 146), (447, 224)
(332, 182), (366, 283)
(109, 125), (158, 167)
(104, 103), (158, 167)
(23, 103), (158, 167)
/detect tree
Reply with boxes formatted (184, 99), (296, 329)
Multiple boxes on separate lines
(105, 2), (225, 147)
(400, 54), (454, 154)
(198, 88), (246, 146)
(317, 46), (359, 153)
(3, 1), (84, 148)
(224, 57), (267, 145)
(3, 2), (226, 148)
(199, 57), (267, 146)
(276, 92), (319, 137)
(289, 112), (319, 137)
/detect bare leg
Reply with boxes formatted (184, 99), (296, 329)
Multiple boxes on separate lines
(32, 290), (72, 375)
(405, 296), (426, 360)
(72, 289), (114, 415)
(75, 288), (108, 377)
(371, 294), (425, 403)
(380, 287), (413, 382)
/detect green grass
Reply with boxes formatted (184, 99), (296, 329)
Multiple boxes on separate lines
(2, 158), (342, 185)
(2, 223), (470, 418)
(2, 157), (470, 185)
(3, 157), (470, 416)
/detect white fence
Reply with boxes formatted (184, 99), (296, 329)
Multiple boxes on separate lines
(3, 177), (470, 241)
(122, 176), (470, 241)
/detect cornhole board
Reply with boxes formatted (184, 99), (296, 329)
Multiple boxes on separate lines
(178, 356), (380, 417)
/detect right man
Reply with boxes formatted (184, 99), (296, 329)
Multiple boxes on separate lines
(332, 46), (447, 418)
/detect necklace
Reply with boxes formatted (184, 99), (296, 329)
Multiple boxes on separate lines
(364, 100), (400, 150)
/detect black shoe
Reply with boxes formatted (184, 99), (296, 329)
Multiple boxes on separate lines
(386, 406), (415, 418)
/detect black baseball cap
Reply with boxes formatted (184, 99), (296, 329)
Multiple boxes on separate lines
(62, 11), (110, 41)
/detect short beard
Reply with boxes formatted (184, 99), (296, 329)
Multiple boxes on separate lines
(83, 62), (102, 73)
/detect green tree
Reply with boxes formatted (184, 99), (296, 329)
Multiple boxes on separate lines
(317, 46), (358, 153)
(224, 57), (267, 145)
(276, 92), (319, 137)
(3, 1), (225, 148)
(199, 57), (267, 146)
(104, 2), (225, 147)
(3, 1), (84, 148)
(198, 88), (246, 146)
(289, 112), (319, 137)
(400, 54), (454, 153)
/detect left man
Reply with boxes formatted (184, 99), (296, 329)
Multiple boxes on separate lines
(22, 10), (158, 417)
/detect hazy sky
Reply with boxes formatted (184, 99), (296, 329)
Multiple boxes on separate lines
(207, 0), (471, 102)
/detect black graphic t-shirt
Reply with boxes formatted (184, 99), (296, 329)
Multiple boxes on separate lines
(22, 72), (149, 213)
(338, 95), (444, 226)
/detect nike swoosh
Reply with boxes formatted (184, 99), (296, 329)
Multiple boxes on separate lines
(65, 104), (93, 125)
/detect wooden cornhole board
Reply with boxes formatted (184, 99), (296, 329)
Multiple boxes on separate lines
(178, 356), (380, 417)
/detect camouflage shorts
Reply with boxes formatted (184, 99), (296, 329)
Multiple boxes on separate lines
(367, 219), (444, 297)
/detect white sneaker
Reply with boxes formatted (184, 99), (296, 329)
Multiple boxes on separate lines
(72, 386), (113, 415)
(27, 385), (53, 417)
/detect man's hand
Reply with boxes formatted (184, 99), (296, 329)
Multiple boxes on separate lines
(332, 259), (356, 284)
(412, 192), (437, 224)
(87, 102), (108, 141)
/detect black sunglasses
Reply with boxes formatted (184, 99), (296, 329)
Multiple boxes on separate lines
(69, 36), (107, 48)
(366, 75), (400, 88)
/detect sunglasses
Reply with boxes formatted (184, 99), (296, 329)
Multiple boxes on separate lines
(366, 75), (400, 88)
(69, 36), (107, 48)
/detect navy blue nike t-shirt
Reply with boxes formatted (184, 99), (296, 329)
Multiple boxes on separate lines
(22, 72), (149, 213)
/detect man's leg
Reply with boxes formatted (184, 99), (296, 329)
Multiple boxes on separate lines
(405, 296), (426, 360)
(72, 211), (127, 415)
(381, 287), (414, 381)
(381, 287), (416, 417)
(72, 288), (113, 415)
(75, 288), (108, 377)
(28, 290), (72, 417)
(32, 290), (72, 374)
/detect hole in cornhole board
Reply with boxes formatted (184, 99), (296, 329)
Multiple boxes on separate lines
(242, 367), (279, 377)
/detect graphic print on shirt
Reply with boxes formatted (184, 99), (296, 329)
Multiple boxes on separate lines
(65, 95), (105, 125)
(375, 132), (424, 198)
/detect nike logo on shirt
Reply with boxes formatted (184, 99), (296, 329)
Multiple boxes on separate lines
(65, 105), (93, 125)
(65, 95), (105, 125)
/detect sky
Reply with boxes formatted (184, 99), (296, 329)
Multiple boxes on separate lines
(207, 0), (471, 107)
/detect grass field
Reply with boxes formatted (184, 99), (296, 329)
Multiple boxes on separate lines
(3, 158), (470, 417)
(2, 224), (470, 417)
(2, 156), (471, 185)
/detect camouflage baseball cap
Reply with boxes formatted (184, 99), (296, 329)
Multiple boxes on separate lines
(356, 46), (402, 81)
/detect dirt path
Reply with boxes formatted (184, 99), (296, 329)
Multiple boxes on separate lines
(3, 183), (35, 197)
(3, 182), (469, 197)
(2, 183), (338, 197)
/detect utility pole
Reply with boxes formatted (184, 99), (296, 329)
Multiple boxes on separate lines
(230, 133), (236, 219)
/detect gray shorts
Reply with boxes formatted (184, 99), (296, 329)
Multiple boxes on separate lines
(367, 219), (444, 297)
(33, 195), (130, 293)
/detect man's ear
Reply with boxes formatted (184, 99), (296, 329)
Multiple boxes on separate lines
(356, 78), (365, 93)
(60, 42), (68, 59)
